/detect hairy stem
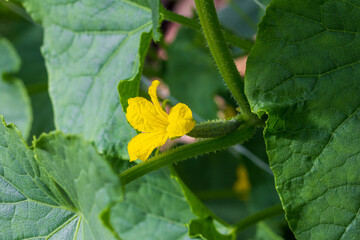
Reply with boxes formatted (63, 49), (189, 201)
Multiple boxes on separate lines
(160, 6), (254, 52)
(231, 204), (284, 234)
(194, 0), (256, 121)
(120, 123), (255, 185)
(187, 117), (243, 138)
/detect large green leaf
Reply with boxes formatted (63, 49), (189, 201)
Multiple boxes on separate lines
(0, 38), (32, 139)
(19, 0), (161, 158)
(245, 0), (360, 239)
(0, 116), (123, 239)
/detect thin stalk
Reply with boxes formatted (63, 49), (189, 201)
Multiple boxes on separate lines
(194, 0), (256, 121)
(231, 204), (284, 234)
(160, 6), (199, 30)
(120, 123), (255, 185)
(160, 6), (254, 53)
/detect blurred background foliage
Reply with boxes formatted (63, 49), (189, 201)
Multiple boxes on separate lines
(0, 0), (54, 139)
(0, 0), (294, 239)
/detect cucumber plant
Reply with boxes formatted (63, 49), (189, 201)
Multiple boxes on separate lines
(0, 0), (359, 239)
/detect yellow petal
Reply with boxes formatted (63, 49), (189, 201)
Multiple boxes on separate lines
(127, 131), (168, 161)
(148, 80), (168, 123)
(167, 103), (195, 139)
(126, 97), (168, 132)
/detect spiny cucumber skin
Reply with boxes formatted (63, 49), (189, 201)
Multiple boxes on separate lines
(187, 118), (242, 138)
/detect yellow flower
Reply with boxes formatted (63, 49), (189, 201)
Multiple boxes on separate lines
(126, 80), (195, 162)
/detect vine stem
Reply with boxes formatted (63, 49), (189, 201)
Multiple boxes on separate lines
(194, 0), (257, 121)
(120, 123), (255, 185)
(160, 6), (254, 52)
(231, 204), (284, 234)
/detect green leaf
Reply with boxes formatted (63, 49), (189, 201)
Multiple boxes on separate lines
(245, 0), (360, 239)
(0, 115), (123, 239)
(110, 168), (197, 239)
(0, 38), (32, 139)
(19, 0), (161, 158)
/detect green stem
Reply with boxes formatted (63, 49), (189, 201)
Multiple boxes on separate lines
(231, 204), (284, 234)
(194, 0), (256, 121)
(160, 6), (254, 53)
(120, 123), (255, 185)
